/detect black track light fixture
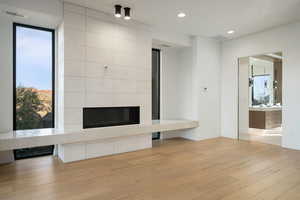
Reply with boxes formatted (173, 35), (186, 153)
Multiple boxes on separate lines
(114, 5), (122, 18)
(124, 7), (131, 20)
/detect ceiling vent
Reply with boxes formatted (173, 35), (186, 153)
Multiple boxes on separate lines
(4, 11), (26, 18)
(161, 44), (172, 48)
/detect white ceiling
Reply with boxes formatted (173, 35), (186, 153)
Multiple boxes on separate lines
(64, 0), (300, 38)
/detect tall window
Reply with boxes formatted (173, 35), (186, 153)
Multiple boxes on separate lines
(13, 23), (55, 131)
(152, 49), (160, 140)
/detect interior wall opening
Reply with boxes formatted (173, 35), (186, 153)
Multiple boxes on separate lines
(238, 52), (283, 146)
(13, 23), (55, 159)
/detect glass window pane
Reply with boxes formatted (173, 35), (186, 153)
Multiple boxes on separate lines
(15, 25), (54, 130)
(152, 49), (160, 140)
(253, 75), (271, 105)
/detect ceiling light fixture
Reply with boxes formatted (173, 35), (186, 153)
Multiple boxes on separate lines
(177, 12), (186, 18)
(124, 7), (131, 20)
(114, 5), (122, 18)
(227, 30), (235, 34)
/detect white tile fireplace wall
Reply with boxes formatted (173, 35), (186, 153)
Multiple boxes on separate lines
(57, 3), (152, 162)
(59, 3), (152, 130)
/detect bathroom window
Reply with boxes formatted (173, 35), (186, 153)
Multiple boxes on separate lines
(13, 23), (55, 131)
(252, 75), (271, 106)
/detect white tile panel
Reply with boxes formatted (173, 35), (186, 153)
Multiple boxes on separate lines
(64, 61), (85, 77)
(84, 93), (114, 107)
(64, 11), (85, 31)
(64, 92), (84, 108)
(64, 77), (85, 93)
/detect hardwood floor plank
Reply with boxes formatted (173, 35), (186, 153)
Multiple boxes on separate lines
(1, 137), (300, 200)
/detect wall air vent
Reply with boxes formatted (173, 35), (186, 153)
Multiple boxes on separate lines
(4, 11), (26, 18)
(161, 44), (172, 48)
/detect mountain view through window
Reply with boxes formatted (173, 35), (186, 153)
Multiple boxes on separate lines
(14, 24), (54, 130)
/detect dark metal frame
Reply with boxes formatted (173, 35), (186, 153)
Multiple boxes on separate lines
(13, 23), (55, 131)
(152, 48), (161, 140)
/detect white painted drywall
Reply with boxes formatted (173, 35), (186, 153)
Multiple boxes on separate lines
(181, 37), (221, 140)
(160, 47), (194, 139)
(161, 48), (182, 119)
(151, 30), (191, 47)
(161, 37), (221, 140)
(0, 0), (62, 28)
(0, 17), (13, 134)
(0, 16), (15, 164)
(160, 47), (194, 118)
(238, 57), (249, 134)
(221, 22), (300, 150)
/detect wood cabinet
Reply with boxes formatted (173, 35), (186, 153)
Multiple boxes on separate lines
(249, 110), (282, 129)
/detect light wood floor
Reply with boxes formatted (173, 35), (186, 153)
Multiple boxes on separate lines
(1, 138), (300, 200)
(239, 128), (282, 146)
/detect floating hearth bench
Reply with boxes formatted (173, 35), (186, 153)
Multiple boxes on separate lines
(0, 120), (199, 162)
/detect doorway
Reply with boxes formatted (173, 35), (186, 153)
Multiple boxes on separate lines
(152, 49), (160, 140)
(238, 52), (282, 145)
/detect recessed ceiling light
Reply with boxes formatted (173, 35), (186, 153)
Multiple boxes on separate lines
(124, 16), (131, 20)
(115, 13), (122, 18)
(177, 12), (186, 18)
(227, 30), (235, 34)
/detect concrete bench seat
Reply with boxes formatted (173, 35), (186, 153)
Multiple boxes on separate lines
(0, 120), (199, 152)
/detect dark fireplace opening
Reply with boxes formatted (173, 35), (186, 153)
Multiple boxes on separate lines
(83, 107), (140, 129)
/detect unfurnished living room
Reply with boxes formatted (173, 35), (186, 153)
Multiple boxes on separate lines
(1, 0), (300, 199)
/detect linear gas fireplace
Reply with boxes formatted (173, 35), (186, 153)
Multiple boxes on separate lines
(83, 107), (140, 129)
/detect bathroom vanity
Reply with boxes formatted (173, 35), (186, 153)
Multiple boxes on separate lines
(249, 107), (282, 129)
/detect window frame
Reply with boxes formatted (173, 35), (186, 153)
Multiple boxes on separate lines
(13, 23), (55, 131)
(152, 48), (161, 140)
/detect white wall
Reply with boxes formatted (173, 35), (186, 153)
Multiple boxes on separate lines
(0, 17), (14, 164)
(181, 37), (221, 140)
(151, 30), (191, 47)
(161, 47), (194, 120)
(161, 37), (221, 140)
(238, 57), (249, 134)
(221, 22), (300, 150)
(0, 0), (62, 28)
(160, 47), (194, 139)
(0, 17), (13, 134)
